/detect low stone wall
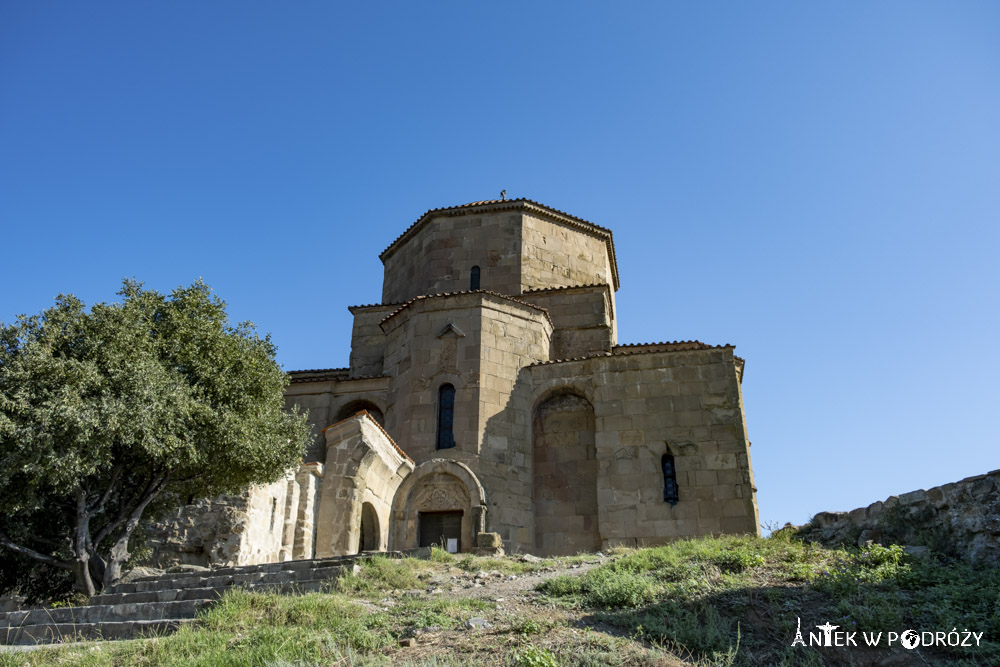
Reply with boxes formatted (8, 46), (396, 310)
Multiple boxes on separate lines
(800, 469), (1000, 564)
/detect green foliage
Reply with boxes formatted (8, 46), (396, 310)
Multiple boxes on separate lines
(880, 503), (962, 558)
(395, 596), (491, 631)
(0, 280), (311, 598)
(511, 646), (559, 667)
(536, 535), (1000, 665)
(537, 574), (583, 597)
(537, 569), (654, 609)
(337, 555), (423, 594)
(430, 545), (457, 564)
(7, 538), (1000, 666)
(708, 546), (766, 573)
(582, 569), (656, 609)
(514, 618), (544, 635)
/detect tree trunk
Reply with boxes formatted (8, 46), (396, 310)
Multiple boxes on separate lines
(100, 472), (168, 590)
(74, 488), (97, 596)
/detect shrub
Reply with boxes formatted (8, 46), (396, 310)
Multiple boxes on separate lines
(583, 570), (655, 609)
(512, 646), (559, 667)
(710, 546), (766, 573)
(537, 574), (583, 597)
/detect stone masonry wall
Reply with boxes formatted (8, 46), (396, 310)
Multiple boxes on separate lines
(381, 211), (523, 303)
(314, 413), (413, 557)
(802, 469), (1000, 564)
(347, 305), (397, 378)
(284, 376), (390, 463)
(525, 345), (758, 551)
(521, 213), (614, 294)
(379, 208), (616, 304)
(532, 393), (601, 556)
(519, 284), (616, 359)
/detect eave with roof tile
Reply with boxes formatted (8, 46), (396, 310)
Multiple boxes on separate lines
(378, 289), (553, 332)
(528, 340), (736, 368)
(287, 368), (390, 384)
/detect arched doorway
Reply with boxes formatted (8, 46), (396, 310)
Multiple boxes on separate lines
(390, 459), (487, 553)
(359, 502), (380, 552)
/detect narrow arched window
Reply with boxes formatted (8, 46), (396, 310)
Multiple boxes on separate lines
(662, 449), (679, 506)
(470, 266), (481, 291)
(437, 384), (456, 450)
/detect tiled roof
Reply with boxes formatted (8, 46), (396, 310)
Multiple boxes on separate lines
(322, 410), (412, 464)
(521, 282), (610, 295)
(613, 341), (730, 353)
(347, 301), (404, 312)
(287, 368), (388, 384)
(379, 289), (553, 330)
(529, 353), (609, 367)
(528, 341), (734, 367)
(378, 198), (620, 291)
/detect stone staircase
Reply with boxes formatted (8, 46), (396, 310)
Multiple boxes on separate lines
(1, 551), (422, 646)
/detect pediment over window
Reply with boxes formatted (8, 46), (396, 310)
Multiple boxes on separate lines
(436, 323), (466, 339)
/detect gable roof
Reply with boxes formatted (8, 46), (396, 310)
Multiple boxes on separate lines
(378, 198), (620, 291)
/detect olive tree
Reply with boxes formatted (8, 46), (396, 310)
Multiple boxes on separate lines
(0, 280), (311, 597)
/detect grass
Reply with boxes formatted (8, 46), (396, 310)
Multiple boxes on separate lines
(537, 535), (1000, 666)
(4, 537), (998, 666)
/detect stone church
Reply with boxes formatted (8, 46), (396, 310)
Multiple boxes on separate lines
(149, 199), (759, 565)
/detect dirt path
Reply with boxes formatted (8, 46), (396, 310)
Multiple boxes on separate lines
(370, 556), (684, 666)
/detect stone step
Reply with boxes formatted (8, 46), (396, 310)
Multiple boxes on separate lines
(1, 618), (193, 645)
(90, 585), (224, 606)
(109, 558), (363, 593)
(0, 599), (208, 627)
(0, 549), (429, 645)
(120, 553), (374, 587)
(111, 563), (348, 594)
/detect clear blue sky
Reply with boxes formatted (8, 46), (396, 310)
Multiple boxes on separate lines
(2, 2), (997, 531)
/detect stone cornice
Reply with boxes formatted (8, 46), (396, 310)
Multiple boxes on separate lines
(378, 289), (553, 332)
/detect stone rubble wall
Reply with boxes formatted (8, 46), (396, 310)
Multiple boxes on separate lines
(146, 466), (323, 568)
(802, 469), (1000, 564)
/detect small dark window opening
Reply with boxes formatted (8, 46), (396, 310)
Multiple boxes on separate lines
(437, 384), (456, 449)
(662, 450), (679, 506)
(470, 266), (481, 290)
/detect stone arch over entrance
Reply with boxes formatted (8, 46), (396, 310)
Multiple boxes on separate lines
(359, 501), (380, 552)
(314, 413), (412, 557)
(533, 391), (600, 556)
(390, 459), (486, 552)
